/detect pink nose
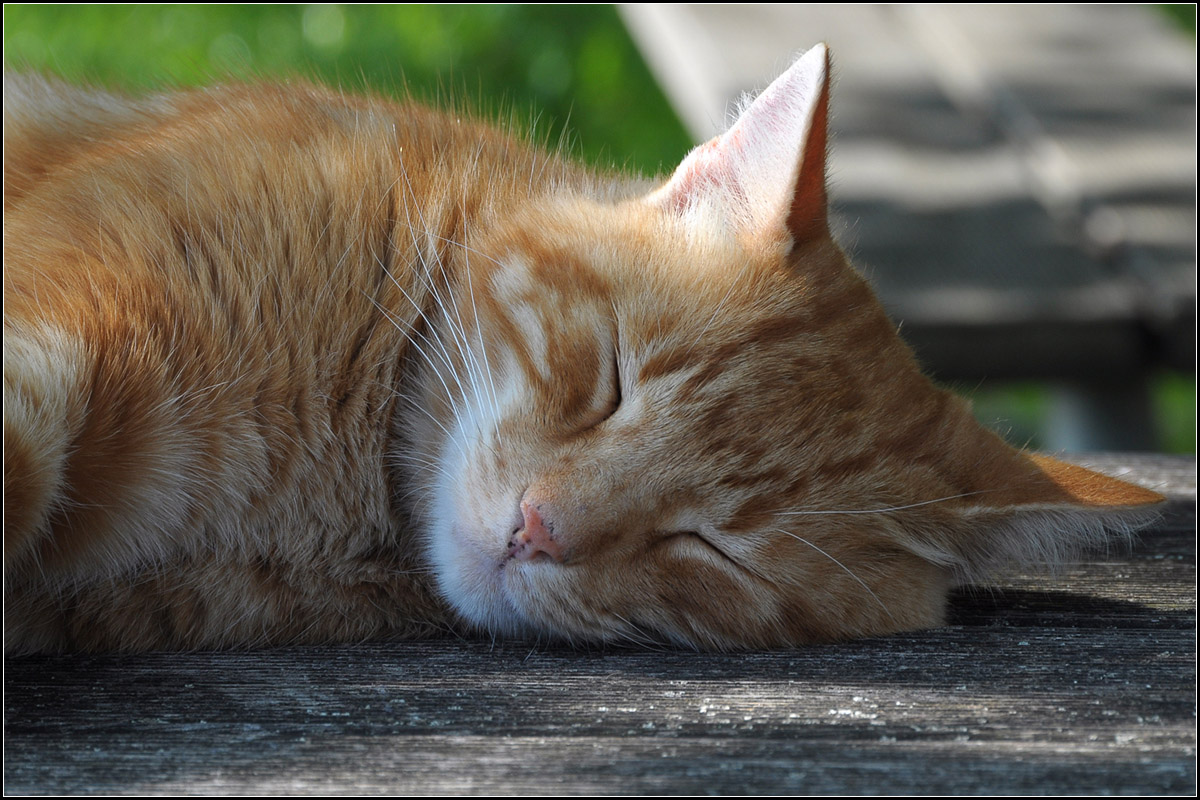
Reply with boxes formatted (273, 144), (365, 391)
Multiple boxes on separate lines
(508, 500), (564, 562)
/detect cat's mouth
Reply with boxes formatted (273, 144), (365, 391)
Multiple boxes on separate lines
(431, 514), (555, 638)
(494, 556), (591, 640)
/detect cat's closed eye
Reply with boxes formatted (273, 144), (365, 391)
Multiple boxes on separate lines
(656, 531), (741, 568)
(2, 43), (1163, 654)
(586, 349), (623, 430)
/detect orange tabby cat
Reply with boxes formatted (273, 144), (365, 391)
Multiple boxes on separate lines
(3, 45), (1163, 653)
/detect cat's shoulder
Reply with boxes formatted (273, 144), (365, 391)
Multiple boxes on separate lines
(3, 72), (475, 207)
(3, 70), (528, 162)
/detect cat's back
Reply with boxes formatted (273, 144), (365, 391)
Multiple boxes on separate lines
(4, 74), (567, 332)
(5, 74), (416, 182)
(5, 73), (171, 207)
(4, 73), (560, 234)
(5, 76), (427, 385)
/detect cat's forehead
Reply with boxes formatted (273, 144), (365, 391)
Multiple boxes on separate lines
(477, 199), (806, 333)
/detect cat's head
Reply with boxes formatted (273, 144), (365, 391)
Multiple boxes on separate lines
(410, 45), (1163, 648)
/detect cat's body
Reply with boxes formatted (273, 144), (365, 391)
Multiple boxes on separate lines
(3, 47), (1163, 653)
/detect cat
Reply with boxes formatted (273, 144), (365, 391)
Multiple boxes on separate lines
(3, 44), (1164, 653)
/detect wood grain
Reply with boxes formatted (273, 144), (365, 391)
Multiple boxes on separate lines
(5, 455), (1194, 794)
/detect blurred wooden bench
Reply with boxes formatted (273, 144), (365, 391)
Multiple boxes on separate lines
(620, 4), (1196, 451)
(4, 454), (1195, 794)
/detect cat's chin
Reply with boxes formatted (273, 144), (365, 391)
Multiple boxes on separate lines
(428, 516), (544, 638)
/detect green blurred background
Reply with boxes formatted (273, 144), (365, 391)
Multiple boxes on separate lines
(3, 4), (693, 174)
(4, 4), (1194, 454)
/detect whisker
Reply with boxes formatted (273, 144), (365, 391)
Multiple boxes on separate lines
(387, 164), (502, 456)
(455, 211), (504, 447)
(768, 528), (895, 622)
(364, 293), (471, 440)
(773, 490), (994, 517)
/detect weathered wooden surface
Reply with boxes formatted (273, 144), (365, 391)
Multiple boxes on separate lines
(4, 455), (1194, 795)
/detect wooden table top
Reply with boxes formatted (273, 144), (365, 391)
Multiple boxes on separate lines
(5, 454), (1194, 795)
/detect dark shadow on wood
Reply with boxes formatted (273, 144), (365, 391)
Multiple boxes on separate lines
(947, 586), (1194, 629)
(5, 454), (1193, 794)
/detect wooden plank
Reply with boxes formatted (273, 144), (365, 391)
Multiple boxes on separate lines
(5, 455), (1194, 795)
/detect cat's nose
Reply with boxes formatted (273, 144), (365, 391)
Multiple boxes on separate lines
(508, 500), (564, 562)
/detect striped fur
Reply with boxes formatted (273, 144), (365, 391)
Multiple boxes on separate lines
(3, 48), (1162, 652)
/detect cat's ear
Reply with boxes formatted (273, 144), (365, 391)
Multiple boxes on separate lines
(648, 43), (831, 249)
(895, 448), (1165, 582)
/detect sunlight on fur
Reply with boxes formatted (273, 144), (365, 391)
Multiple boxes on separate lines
(3, 45), (1164, 653)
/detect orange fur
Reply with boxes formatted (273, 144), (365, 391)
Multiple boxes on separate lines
(3, 49), (1163, 653)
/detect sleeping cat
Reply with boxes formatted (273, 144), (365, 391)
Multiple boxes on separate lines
(4, 45), (1163, 653)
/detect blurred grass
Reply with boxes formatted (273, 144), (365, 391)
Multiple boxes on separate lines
(1150, 372), (1197, 454)
(967, 374), (1195, 455)
(5, 4), (1194, 454)
(2, 4), (693, 175)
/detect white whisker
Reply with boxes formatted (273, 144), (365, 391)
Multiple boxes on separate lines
(773, 490), (993, 517)
(768, 528), (895, 622)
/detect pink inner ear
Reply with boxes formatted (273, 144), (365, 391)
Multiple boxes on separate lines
(649, 44), (831, 247)
(652, 139), (739, 216)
